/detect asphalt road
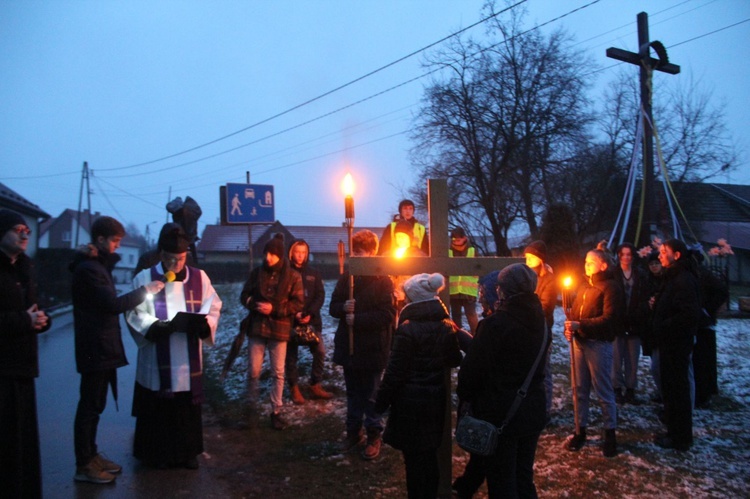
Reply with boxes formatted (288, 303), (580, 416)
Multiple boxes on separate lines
(37, 308), (232, 499)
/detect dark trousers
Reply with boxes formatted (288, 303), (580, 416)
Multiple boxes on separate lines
(285, 337), (326, 386)
(403, 449), (440, 499)
(343, 367), (384, 435)
(74, 369), (114, 466)
(693, 326), (718, 406)
(453, 453), (486, 498)
(484, 433), (540, 499)
(0, 377), (42, 498)
(660, 336), (694, 446)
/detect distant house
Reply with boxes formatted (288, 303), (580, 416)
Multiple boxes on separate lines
(197, 222), (385, 279)
(39, 208), (144, 282)
(0, 182), (50, 257)
(666, 182), (750, 284)
(39, 208), (101, 249)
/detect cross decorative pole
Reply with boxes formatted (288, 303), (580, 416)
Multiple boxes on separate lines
(350, 178), (521, 497)
(606, 11), (680, 247)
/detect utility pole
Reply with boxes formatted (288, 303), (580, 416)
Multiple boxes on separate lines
(606, 11), (680, 246)
(75, 161), (92, 247)
(246, 171), (253, 273)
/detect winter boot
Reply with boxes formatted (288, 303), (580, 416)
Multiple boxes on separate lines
(309, 383), (333, 400)
(565, 427), (587, 451)
(603, 429), (617, 457)
(290, 384), (306, 405)
(270, 411), (288, 431)
(340, 429), (365, 452)
(362, 429), (382, 460)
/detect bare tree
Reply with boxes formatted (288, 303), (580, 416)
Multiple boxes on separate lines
(409, 2), (593, 254)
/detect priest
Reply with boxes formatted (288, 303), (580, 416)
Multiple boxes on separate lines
(126, 224), (222, 469)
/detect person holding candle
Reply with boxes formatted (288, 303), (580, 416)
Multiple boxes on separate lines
(378, 199), (429, 256)
(564, 248), (623, 457)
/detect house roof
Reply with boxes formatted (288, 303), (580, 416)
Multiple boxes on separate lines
(197, 224), (385, 253)
(39, 209), (101, 236)
(0, 182), (50, 219)
(669, 182), (750, 223)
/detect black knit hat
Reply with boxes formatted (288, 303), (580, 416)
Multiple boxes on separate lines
(158, 223), (190, 253)
(451, 227), (466, 238)
(0, 209), (27, 235)
(524, 240), (547, 263)
(263, 233), (285, 258)
(497, 263), (537, 298)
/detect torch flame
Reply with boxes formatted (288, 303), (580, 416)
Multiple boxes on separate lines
(563, 276), (572, 290)
(342, 172), (355, 197)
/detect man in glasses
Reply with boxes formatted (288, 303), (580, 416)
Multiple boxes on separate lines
(0, 209), (51, 498)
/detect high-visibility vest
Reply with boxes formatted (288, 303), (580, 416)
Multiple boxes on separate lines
(389, 221), (426, 250)
(449, 247), (479, 296)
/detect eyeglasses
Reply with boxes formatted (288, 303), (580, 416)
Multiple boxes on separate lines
(11, 227), (31, 237)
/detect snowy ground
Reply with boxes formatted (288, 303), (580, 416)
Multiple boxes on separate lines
(206, 281), (750, 497)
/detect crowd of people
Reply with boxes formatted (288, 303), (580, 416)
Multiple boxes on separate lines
(0, 201), (730, 498)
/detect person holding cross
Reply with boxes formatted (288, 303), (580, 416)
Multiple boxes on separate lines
(330, 229), (396, 460)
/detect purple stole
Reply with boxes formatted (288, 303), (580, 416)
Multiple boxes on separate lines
(150, 266), (205, 404)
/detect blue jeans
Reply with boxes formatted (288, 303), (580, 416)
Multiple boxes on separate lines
(285, 337), (326, 386)
(612, 335), (642, 391)
(247, 336), (287, 413)
(572, 338), (617, 430)
(343, 367), (384, 435)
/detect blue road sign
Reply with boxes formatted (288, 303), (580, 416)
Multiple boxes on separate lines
(225, 183), (275, 224)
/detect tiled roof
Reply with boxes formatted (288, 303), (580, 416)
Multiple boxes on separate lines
(197, 224), (385, 253)
(0, 182), (50, 219)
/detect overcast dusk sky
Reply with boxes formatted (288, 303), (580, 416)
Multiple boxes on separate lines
(2, 0), (748, 238)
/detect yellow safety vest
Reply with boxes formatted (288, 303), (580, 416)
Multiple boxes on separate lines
(449, 247), (479, 296)
(389, 221), (426, 250)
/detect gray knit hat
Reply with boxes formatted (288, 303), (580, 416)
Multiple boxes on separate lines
(403, 273), (445, 303)
(497, 263), (537, 299)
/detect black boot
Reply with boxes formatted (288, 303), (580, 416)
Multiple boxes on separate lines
(565, 427), (587, 451)
(603, 429), (617, 457)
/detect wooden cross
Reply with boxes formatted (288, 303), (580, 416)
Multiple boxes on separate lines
(349, 178), (521, 496)
(606, 11), (680, 246)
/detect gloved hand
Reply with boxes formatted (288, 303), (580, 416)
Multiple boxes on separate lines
(145, 320), (173, 342)
(196, 317), (211, 340)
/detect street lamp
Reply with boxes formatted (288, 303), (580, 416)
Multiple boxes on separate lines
(342, 173), (355, 355)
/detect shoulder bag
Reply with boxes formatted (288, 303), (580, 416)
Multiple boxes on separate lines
(455, 324), (549, 456)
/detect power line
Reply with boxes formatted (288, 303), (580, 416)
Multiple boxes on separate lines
(95, 0), (529, 173)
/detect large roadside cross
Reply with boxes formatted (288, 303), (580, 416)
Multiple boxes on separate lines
(606, 11), (680, 246)
(349, 178), (521, 497)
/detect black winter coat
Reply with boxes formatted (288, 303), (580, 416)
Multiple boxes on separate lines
(653, 258), (701, 347)
(374, 299), (462, 452)
(0, 251), (50, 378)
(614, 266), (650, 337)
(330, 272), (395, 370)
(71, 251), (148, 373)
(457, 292), (548, 437)
(288, 239), (325, 332)
(569, 270), (623, 342)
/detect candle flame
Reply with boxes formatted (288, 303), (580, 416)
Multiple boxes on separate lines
(342, 172), (355, 197)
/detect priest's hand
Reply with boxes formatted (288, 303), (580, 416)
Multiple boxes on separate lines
(144, 281), (165, 294)
(196, 317), (211, 340)
(145, 320), (173, 342)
